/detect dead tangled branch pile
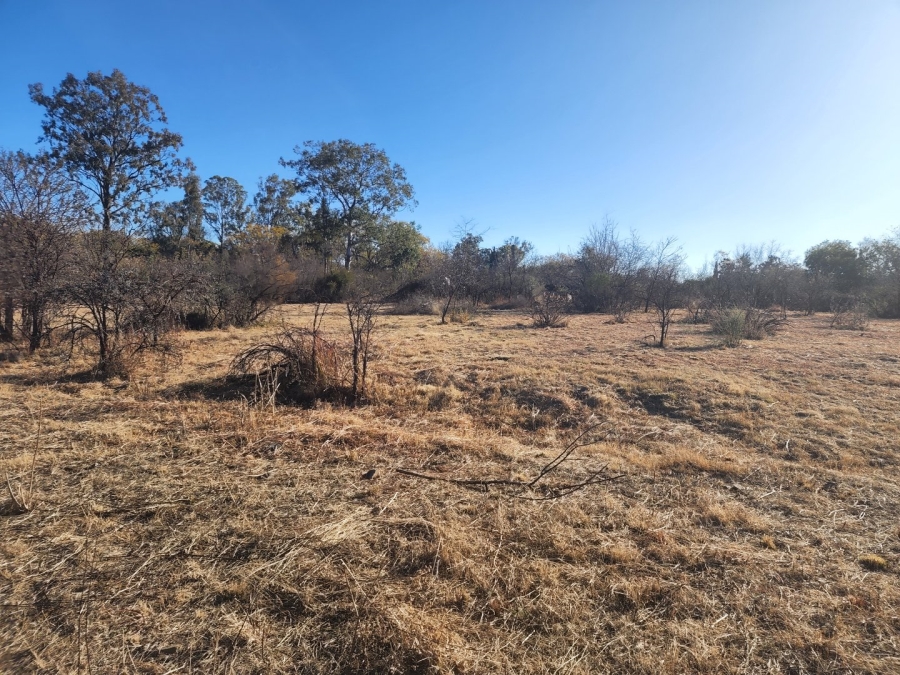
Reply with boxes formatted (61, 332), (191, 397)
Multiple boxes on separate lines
(230, 308), (345, 406)
(398, 422), (621, 500)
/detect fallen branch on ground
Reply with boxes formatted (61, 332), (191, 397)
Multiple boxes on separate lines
(397, 422), (623, 500)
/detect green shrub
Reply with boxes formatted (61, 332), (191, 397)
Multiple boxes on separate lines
(711, 308), (746, 347)
(313, 270), (353, 303)
(711, 307), (786, 347)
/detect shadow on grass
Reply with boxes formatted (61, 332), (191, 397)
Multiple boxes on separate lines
(0, 368), (98, 387)
(167, 375), (257, 402)
(673, 343), (722, 353)
(168, 375), (355, 409)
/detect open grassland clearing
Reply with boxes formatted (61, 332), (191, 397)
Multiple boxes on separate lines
(2, 309), (900, 673)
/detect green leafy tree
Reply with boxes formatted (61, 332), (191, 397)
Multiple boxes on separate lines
(303, 196), (343, 274)
(281, 140), (416, 269)
(804, 240), (867, 296)
(29, 69), (189, 232)
(29, 70), (190, 374)
(488, 236), (534, 299)
(181, 173), (205, 243)
(148, 173), (208, 255)
(252, 174), (303, 232)
(360, 219), (428, 273)
(202, 175), (249, 251)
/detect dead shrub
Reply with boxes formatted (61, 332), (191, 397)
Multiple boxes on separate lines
(830, 297), (870, 331)
(710, 308), (746, 347)
(682, 298), (712, 324)
(230, 315), (345, 406)
(447, 305), (474, 324)
(388, 294), (439, 316)
(858, 553), (889, 571)
(743, 308), (787, 339)
(531, 291), (571, 328)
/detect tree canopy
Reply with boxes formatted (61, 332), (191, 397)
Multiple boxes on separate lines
(29, 69), (189, 231)
(281, 140), (416, 269)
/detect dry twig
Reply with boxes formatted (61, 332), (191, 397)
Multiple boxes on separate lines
(397, 422), (622, 500)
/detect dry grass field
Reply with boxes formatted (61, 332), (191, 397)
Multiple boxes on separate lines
(2, 307), (899, 674)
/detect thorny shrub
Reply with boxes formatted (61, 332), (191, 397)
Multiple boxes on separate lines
(532, 291), (571, 328)
(830, 296), (871, 331)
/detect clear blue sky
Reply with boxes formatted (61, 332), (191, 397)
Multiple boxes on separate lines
(2, 0), (899, 268)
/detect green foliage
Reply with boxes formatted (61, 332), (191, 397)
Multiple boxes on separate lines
(29, 69), (188, 232)
(805, 240), (867, 295)
(252, 174), (304, 232)
(202, 175), (249, 249)
(364, 220), (427, 272)
(313, 270), (353, 302)
(281, 139), (416, 269)
(149, 173), (208, 254)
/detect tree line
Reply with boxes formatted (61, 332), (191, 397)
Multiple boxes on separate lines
(1, 69), (898, 374)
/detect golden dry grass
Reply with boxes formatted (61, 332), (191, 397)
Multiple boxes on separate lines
(1, 307), (899, 673)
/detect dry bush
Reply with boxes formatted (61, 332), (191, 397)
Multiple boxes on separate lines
(447, 304), (475, 324)
(743, 307), (788, 339)
(710, 307), (746, 347)
(858, 553), (889, 571)
(230, 323), (345, 406)
(531, 290), (571, 328)
(682, 298), (712, 324)
(711, 307), (787, 346)
(387, 294), (440, 316)
(346, 296), (380, 404)
(830, 297), (870, 331)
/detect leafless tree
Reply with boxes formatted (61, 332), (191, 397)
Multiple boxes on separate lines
(643, 241), (685, 347)
(0, 151), (88, 351)
(346, 293), (381, 403)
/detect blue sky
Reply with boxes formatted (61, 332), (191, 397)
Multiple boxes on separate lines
(2, 0), (899, 268)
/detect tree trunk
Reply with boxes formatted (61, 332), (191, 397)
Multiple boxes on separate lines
(28, 302), (41, 353)
(2, 295), (13, 341)
(344, 231), (353, 270)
